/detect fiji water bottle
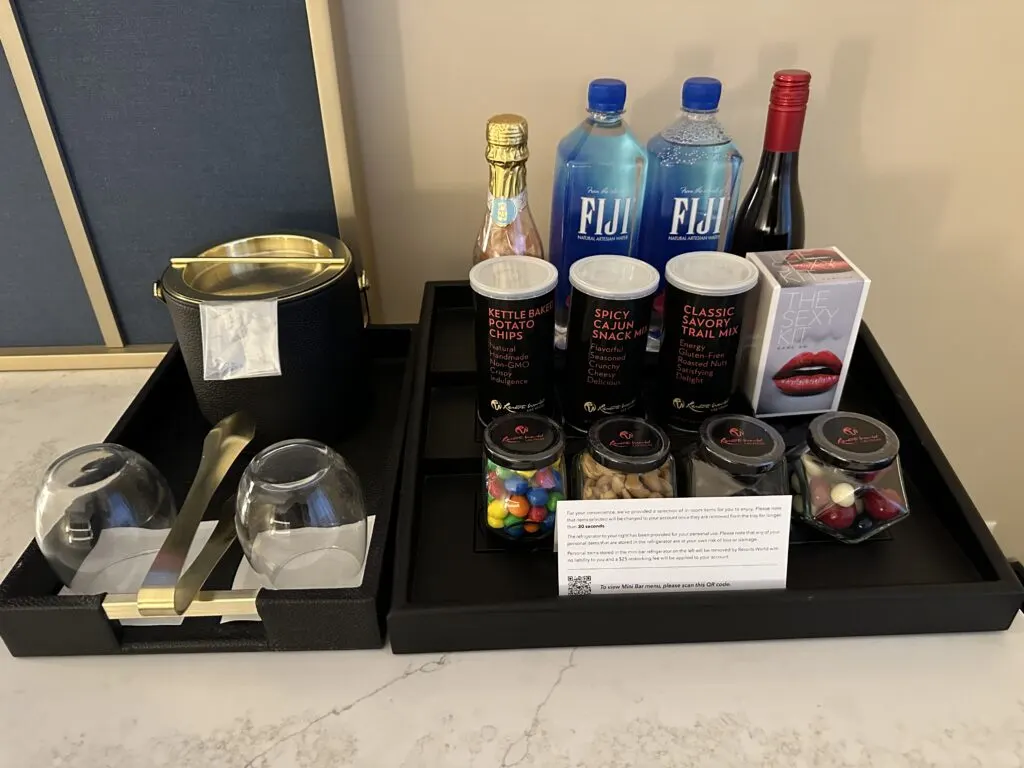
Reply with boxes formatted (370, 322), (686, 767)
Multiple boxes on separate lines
(639, 77), (743, 351)
(549, 78), (647, 349)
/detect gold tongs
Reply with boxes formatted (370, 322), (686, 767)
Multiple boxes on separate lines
(136, 412), (256, 616)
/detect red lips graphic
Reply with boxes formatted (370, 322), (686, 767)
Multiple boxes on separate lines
(772, 351), (842, 397)
(785, 249), (852, 274)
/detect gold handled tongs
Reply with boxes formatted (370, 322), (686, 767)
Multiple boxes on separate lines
(136, 412), (256, 617)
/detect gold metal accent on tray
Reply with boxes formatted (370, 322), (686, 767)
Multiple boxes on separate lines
(0, 0), (123, 349)
(158, 234), (353, 305)
(102, 589), (259, 620)
(0, 345), (169, 372)
(137, 412), (256, 616)
(173, 498), (239, 614)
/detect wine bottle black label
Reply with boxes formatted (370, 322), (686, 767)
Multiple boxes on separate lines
(658, 285), (746, 427)
(564, 290), (652, 429)
(474, 289), (555, 423)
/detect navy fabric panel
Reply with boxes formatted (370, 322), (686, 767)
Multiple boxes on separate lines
(0, 46), (102, 347)
(16, 0), (339, 344)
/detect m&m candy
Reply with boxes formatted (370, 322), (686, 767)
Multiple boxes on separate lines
(482, 417), (566, 542)
(487, 473), (507, 500)
(506, 495), (530, 518)
(526, 487), (548, 508)
(546, 491), (564, 512)
(504, 476), (529, 496)
(534, 469), (557, 489)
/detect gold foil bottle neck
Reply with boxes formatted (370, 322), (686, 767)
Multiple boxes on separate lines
(486, 113), (529, 164)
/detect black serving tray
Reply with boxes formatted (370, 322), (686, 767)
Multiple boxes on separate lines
(0, 326), (415, 657)
(388, 282), (1023, 653)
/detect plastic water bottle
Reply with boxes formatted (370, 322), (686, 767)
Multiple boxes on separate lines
(639, 77), (743, 350)
(548, 78), (647, 349)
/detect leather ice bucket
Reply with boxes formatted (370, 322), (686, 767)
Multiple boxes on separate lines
(154, 233), (367, 443)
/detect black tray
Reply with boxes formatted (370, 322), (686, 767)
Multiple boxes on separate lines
(388, 282), (1023, 653)
(0, 325), (416, 657)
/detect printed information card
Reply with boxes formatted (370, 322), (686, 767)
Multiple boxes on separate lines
(556, 496), (791, 596)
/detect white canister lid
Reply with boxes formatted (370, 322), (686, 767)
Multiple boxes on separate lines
(469, 256), (558, 301)
(569, 255), (660, 301)
(664, 252), (759, 297)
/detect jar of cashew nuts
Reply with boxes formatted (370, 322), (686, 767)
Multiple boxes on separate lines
(575, 417), (676, 501)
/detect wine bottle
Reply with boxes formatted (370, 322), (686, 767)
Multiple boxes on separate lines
(730, 70), (811, 256)
(473, 114), (545, 265)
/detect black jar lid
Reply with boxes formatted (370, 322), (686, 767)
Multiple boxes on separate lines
(698, 414), (786, 475)
(587, 417), (671, 474)
(807, 411), (900, 472)
(484, 413), (565, 470)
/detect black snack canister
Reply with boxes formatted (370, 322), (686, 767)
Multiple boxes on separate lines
(658, 252), (759, 429)
(469, 256), (558, 423)
(564, 255), (659, 430)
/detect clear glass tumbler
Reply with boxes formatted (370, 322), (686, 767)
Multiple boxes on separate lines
(34, 444), (177, 592)
(235, 439), (368, 588)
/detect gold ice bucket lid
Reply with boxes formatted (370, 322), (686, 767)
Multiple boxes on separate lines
(158, 233), (353, 305)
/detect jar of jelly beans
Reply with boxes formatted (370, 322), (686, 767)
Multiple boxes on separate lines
(483, 414), (566, 540)
(792, 411), (909, 543)
(685, 414), (787, 497)
(575, 417), (676, 500)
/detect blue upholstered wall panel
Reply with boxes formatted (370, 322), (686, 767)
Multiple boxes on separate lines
(0, 46), (103, 348)
(16, 0), (339, 344)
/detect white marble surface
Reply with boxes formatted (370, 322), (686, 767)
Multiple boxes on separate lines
(1, 369), (1024, 767)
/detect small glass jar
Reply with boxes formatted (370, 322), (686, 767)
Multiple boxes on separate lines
(483, 413), (566, 541)
(792, 411), (909, 543)
(685, 414), (787, 497)
(575, 417), (676, 500)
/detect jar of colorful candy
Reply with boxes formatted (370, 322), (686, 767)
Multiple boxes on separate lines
(684, 414), (788, 497)
(792, 411), (909, 543)
(483, 414), (566, 541)
(575, 417), (676, 500)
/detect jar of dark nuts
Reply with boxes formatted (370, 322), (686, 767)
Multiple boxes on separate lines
(684, 414), (788, 497)
(574, 417), (676, 501)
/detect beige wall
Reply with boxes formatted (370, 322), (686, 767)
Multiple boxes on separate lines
(341, 0), (1024, 554)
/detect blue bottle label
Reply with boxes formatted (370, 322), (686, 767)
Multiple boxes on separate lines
(489, 191), (527, 227)
(555, 176), (639, 309)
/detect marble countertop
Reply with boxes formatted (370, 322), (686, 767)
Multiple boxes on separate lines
(1, 369), (1023, 767)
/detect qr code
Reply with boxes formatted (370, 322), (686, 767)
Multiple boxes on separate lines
(567, 575), (592, 596)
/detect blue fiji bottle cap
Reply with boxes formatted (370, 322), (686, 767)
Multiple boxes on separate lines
(682, 77), (722, 110)
(587, 78), (627, 113)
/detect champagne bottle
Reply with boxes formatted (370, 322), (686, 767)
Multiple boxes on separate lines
(730, 70), (811, 255)
(472, 114), (545, 265)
